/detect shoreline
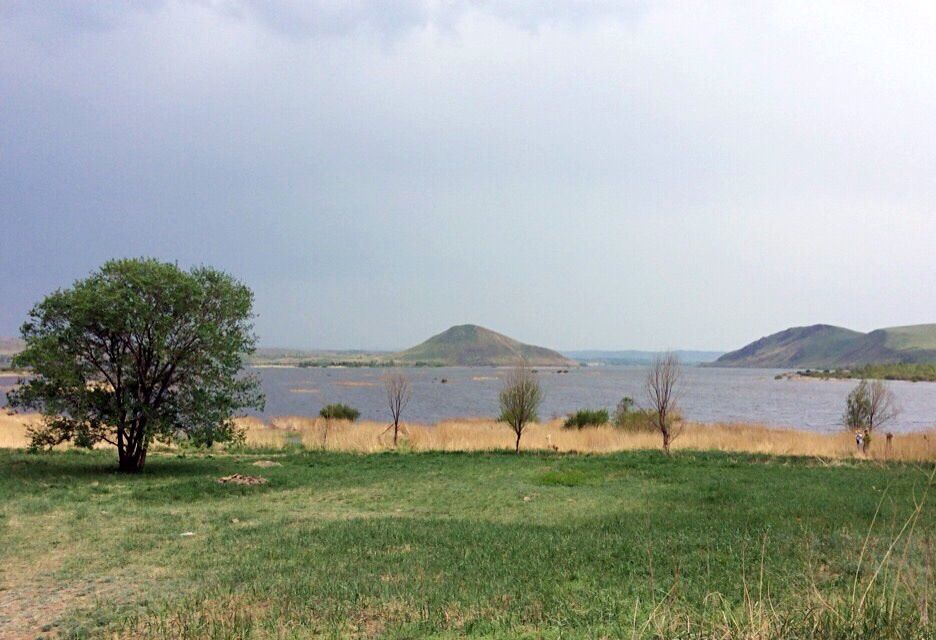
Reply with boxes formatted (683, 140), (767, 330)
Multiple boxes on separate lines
(3, 413), (933, 461)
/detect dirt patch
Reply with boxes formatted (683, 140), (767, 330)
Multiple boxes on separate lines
(217, 474), (267, 486)
(0, 574), (129, 639)
(252, 460), (281, 468)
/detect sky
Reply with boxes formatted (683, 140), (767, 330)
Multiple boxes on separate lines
(2, 1), (936, 352)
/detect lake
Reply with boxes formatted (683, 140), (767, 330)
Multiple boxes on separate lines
(248, 366), (936, 433)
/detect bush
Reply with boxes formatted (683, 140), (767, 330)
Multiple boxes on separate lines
(319, 404), (360, 421)
(563, 409), (609, 429)
(612, 396), (657, 433)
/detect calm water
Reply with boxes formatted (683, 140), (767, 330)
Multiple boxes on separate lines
(248, 366), (936, 433)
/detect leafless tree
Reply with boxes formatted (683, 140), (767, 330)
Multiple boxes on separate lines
(866, 380), (899, 435)
(498, 363), (543, 454)
(384, 371), (412, 448)
(645, 352), (682, 454)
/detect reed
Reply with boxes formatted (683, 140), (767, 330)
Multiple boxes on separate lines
(237, 415), (936, 461)
(2, 412), (934, 461)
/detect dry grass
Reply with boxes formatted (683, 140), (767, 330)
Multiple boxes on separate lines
(2, 412), (934, 461)
(0, 413), (40, 449)
(237, 415), (936, 461)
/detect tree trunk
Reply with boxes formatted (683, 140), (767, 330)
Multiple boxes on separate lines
(393, 422), (399, 448)
(118, 419), (148, 472)
(117, 444), (147, 473)
(515, 429), (522, 454)
(662, 427), (671, 455)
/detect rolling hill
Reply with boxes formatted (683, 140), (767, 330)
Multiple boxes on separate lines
(713, 323), (936, 368)
(394, 325), (574, 367)
(563, 350), (724, 365)
(0, 337), (24, 368)
(0, 337), (24, 355)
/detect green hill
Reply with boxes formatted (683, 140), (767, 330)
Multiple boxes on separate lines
(394, 325), (574, 367)
(714, 323), (936, 368)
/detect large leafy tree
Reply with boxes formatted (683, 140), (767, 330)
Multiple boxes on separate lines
(8, 259), (264, 472)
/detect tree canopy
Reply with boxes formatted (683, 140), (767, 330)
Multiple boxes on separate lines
(8, 258), (264, 472)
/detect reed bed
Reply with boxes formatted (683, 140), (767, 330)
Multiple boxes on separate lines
(236, 415), (936, 461)
(0, 412), (39, 448)
(2, 412), (934, 460)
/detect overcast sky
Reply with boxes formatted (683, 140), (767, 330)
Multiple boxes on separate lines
(2, 1), (935, 351)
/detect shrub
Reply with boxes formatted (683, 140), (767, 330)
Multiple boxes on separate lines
(563, 409), (609, 429)
(319, 404), (360, 421)
(612, 396), (658, 433)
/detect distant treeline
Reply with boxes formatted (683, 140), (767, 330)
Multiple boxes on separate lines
(796, 363), (936, 382)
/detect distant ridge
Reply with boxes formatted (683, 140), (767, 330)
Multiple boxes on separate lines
(0, 337), (24, 368)
(563, 350), (723, 365)
(0, 337), (24, 355)
(713, 323), (936, 368)
(394, 325), (574, 367)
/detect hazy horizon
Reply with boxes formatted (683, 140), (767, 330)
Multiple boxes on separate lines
(3, 2), (936, 352)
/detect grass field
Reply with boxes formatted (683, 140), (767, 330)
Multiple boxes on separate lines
(1, 447), (933, 639)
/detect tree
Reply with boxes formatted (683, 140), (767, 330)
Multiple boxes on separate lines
(844, 379), (899, 452)
(498, 363), (543, 453)
(384, 371), (411, 447)
(7, 259), (264, 472)
(645, 353), (682, 454)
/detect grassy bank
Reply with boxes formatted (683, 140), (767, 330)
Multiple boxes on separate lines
(4, 413), (935, 462)
(236, 416), (936, 462)
(795, 363), (936, 382)
(0, 448), (933, 639)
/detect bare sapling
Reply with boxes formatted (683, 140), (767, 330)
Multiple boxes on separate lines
(645, 352), (683, 455)
(320, 416), (330, 451)
(498, 363), (543, 454)
(384, 371), (412, 448)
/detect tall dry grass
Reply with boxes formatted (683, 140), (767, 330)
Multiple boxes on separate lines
(0, 413), (40, 448)
(2, 412), (934, 461)
(235, 415), (936, 462)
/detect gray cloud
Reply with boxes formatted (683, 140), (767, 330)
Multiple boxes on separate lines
(2, 1), (935, 350)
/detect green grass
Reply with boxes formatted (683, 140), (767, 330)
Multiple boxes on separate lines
(881, 324), (936, 351)
(0, 449), (933, 639)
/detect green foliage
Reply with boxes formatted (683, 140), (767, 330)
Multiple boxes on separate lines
(319, 403), (360, 421)
(801, 363), (936, 382)
(563, 408), (609, 429)
(7, 258), (264, 471)
(844, 380), (872, 430)
(612, 396), (657, 432)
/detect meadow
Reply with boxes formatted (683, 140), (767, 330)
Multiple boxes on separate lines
(1, 422), (934, 638)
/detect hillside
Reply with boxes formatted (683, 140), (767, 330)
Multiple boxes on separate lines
(394, 325), (574, 366)
(0, 337), (23, 368)
(563, 350), (724, 365)
(0, 337), (24, 355)
(714, 323), (936, 368)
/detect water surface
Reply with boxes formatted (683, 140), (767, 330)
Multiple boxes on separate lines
(250, 366), (936, 433)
